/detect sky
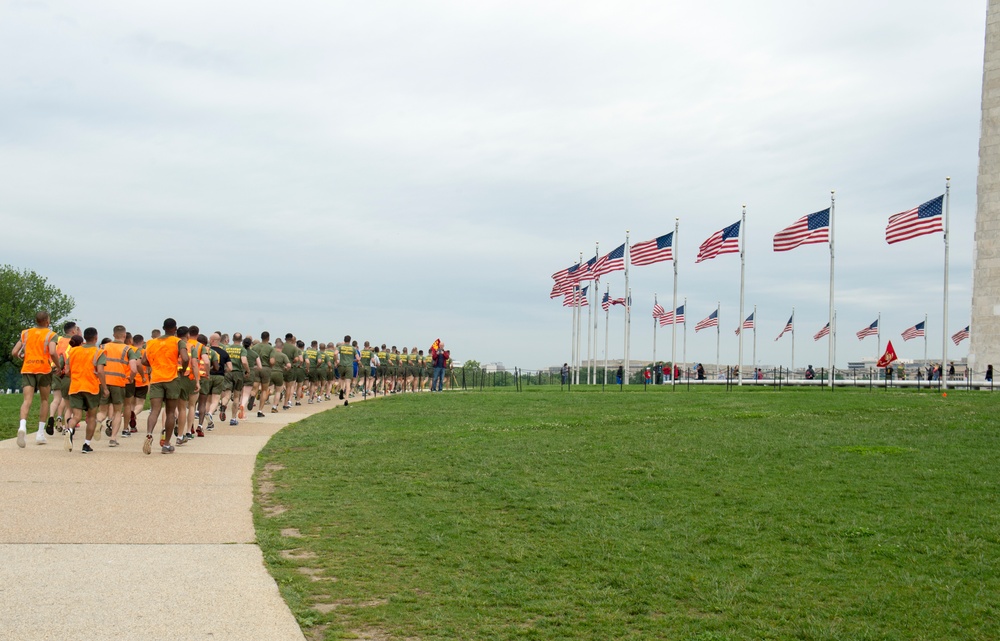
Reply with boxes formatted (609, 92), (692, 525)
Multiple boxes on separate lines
(0, 1), (990, 370)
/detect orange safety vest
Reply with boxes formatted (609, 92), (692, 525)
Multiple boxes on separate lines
(184, 342), (203, 381)
(68, 345), (100, 395)
(102, 342), (131, 388)
(146, 336), (181, 384)
(20, 327), (55, 374)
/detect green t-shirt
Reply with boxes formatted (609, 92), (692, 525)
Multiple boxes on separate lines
(256, 343), (275, 368)
(272, 351), (291, 371)
(360, 348), (372, 367)
(225, 344), (247, 372)
(246, 345), (260, 370)
(304, 348), (319, 369)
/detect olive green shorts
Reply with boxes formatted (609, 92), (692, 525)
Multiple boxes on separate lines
(208, 375), (227, 395)
(225, 370), (243, 391)
(124, 383), (136, 399)
(308, 369), (320, 383)
(61, 376), (72, 395)
(338, 364), (354, 379)
(294, 368), (306, 383)
(101, 385), (126, 405)
(133, 385), (148, 399)
(270, 370), (285, 386)
(51, 373), (63, 392)
(199, 378), (211, 395)
(21, 372), (52, 390)
(178, 376), (195, 401)
(70, 392), (101, 411)
(149, 379), (181, 401)
(259, 368), (272, 386)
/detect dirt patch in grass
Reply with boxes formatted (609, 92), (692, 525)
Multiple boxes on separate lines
(258, 463), (289, 517)
(281, 527), (303, 538)
(298, 567), (337, 582)
(280, 548), (317, 560)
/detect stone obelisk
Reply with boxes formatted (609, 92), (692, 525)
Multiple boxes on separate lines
(970, 0), (1000, 377)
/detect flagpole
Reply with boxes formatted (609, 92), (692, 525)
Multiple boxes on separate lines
(924, 312), (928, 367)
(590, 242), (599, 385)
(738, 205), (746, 385)
(575, 252), (582, 385)
(791, 307), (795, 375)
(752, 304), (757, 379)
(877, 311), (882, 368)
(942, 177), (951, 386)
(569, 285), (576, 382)
(585, 284), (592, 386)
(624, 231), (631, 385)
(653, 292), (658, 370)
(592, 268), (601, 385)
(671, 218), (679, 388)
(604, 283), (610, 385)
(715, 301), (720, 379)
(683, 296), (688, 378)
(828, 191), (836, 388)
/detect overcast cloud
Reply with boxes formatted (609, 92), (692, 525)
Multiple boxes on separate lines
(0, 1), (988, 370)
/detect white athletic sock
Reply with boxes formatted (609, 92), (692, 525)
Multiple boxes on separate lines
(38, 422), (45, 432)
(84, 440), (91, 446)
(19, 419), (26, 431)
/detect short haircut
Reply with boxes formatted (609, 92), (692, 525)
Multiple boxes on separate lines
(176, 326), (189, 339)
(311, 340), (318, 347)
(285, 333), (294, 341)
(100, 337), (112, 346)
(233, 333), (243, 343)
(35, 310), (49, 325)
(113, 325), (126, 337)
(64, 321), (77, 333)
(188, 325), (200, 337)
(163, 318), (177, 331)
(198, 334), (208, 346)
(344, 335), (351, 343)
(132, 334), (144, 343)
(296, 340), (304, 348)
(83, 327), (98, 341)
(261, 331), (270, 341)
(150, 329), (161, 338)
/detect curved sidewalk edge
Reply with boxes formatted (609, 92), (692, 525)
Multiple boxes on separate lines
(0, 394), (376, 641)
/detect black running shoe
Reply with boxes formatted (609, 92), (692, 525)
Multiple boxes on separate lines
(46, 416), (55, 435)
(247, 396), (254, 410)
(82, 443), (93, 454)
(339, 390), (345, 400)
(105, 424), (113, 437)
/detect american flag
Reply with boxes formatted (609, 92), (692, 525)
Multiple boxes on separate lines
(611, 297), (628, 307)
(696, 221), (741, 263)
(856, 319), (879, 341)
(562, 286), (589, 307)
(630, 232), (674, 266)
(901, 321), (925, 341)
(601, 292), (611, 312)
(952, 325), (970, 345)
(695, 309), (719, 333)
(573, 255), (598, 283)
(658, 305), (686, 327)
(813, 322), (831, 341)
(735, 312), (754, 336)
(886, 195), (944, 244)
(652, 303), (665, 318)
(773, 209), (830, 252)
(592, 243), (626, 279)
(775, 314), (794, 341)
(550, 263), (581, 298)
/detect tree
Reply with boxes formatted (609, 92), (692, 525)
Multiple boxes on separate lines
(0, 265), (75, 369)
(461, 359), (481, 371)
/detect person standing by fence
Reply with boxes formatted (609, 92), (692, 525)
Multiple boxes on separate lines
(431, 342), (447, 392)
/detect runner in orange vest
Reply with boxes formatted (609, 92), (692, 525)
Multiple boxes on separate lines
(63, 326), (107, 453)
(96, 325), (136, 447)
(179, 325), (209, 443)
(10, 310), (59, 448)
(46, 320), (80, 436)
(126, 333), (149, 434)
(140, 318), (189, 455)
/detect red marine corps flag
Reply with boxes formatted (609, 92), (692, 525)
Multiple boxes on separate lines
(876, 341), (899, 368)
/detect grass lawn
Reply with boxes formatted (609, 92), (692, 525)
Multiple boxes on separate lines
(222, 388), (1000, 638)
(0, 393), (32, 440)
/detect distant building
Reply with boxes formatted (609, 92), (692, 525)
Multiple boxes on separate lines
(483, 362), (506, 373)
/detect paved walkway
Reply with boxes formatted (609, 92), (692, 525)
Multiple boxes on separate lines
(0, 397), (351, 641)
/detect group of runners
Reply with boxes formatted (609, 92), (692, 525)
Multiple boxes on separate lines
(11, 312), (454, 455)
